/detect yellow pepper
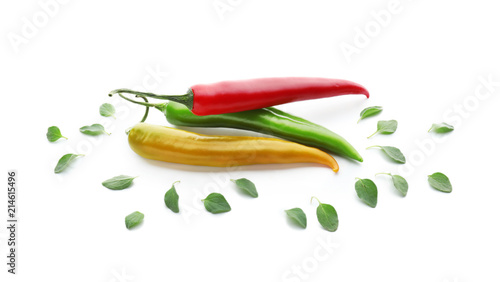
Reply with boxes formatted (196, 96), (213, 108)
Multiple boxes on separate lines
(128, 123), (339, 172)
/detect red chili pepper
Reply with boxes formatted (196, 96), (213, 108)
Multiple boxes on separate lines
(109, 77), (369, 116)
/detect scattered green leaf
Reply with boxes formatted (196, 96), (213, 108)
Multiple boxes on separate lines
(354, 178), (378, 208)
(358, 106), (383, 123)
(79, 124), (110, 136)
(164, 181), (180, 213)
(102, 175), (137, 190)
(231, 178), (258, 198)
(367, 145), (406, 164)
(46, 126), (67, 142)
(428, 172), (452, 193)
(100, 103), (116, 118)
(311, 197), (338, 232)
(125, 211), (144, 229)
(376, 173), (408, 196)
(367, 120), (398, 138)
(54, 153), (83, 173)
(285, 208), (307, 229)
(428, 122), (454, 133)
(202, 193), (231, 214)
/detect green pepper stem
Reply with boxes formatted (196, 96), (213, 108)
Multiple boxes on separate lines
(109, 88), (193, 110)
(110, 91), (161, 108)
(110, 92), (168, 123)
(137, 96), (151, 123)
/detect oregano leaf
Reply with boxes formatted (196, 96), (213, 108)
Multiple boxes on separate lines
(391, 175), (409, 196)
(164, 181), (180, 213)
(428, 122), (454, 133)
(125, 211), (144, 229)
(80, 124), (110, 136)
(376, 173), (408, 196)
(354, 178), (378, 208)
(428, 172), (452, 193)
(100, 103), (116, 118)
(367, 145), (406, 164)
(231, 178), (258, 198)
(202, 193), (231, 214)
(102, 175), (137, 190)
(367, 120), (398, 138)
(46, 126), (67, 142)
(285, 208), (307, 229)
(311, 197), (338, 232)
(358, 106), (383, 123)
(54, 153), (83, 173)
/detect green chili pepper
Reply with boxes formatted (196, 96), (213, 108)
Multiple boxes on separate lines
(164, 102), (362, 162)
(114, 94), (363, 162)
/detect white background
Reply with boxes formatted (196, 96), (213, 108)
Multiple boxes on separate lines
(1, 1), (500, 281)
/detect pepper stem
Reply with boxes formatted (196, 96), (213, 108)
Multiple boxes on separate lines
(109, 91), (160, 107)
(110, 92), (169, 123)
(137, 96), (150, 123)
(109, 88), (194, 110)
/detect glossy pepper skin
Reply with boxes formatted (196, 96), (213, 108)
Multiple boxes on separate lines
(159, 102), (363, 162)
(190, 77), (369, 115)
(110, 77), (369, 116)
(128, 123), (339, 172)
